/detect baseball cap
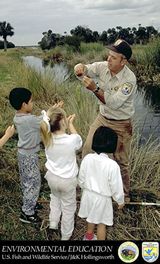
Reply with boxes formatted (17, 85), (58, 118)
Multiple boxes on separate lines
(107, 39), (132, 60)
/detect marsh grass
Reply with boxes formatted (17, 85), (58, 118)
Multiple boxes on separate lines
(134, 38), (160, 67)
(63, 81), (98, 139)
(43, 42), (107, 71)
(0, 46), (159, 241)
(130, 132), (160, 193)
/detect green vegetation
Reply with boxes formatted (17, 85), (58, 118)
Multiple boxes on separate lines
(134, 38), (160, 68)
(0, 21), (14, 51)
(38, 24), (159, 50)
(0, 42), (159, 240)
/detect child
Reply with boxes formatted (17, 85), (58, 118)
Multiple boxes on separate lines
(9, 87), (43, 224)
(78, 126), (124, 240)
(0, 125), (15, 148)
(40, 106), (82, 240)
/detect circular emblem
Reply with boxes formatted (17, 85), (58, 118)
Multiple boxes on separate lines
(121, 83), (133, 95)
(118, 241), (139, 263)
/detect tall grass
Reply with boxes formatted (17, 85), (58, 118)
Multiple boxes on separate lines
(43, 42), (107, 71)
(130, 132), (160, 193)
(80, 42), (104, 54)
(134, 37), (160, 69)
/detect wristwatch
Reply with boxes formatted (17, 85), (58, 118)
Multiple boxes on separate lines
(93, 86), (100, 93)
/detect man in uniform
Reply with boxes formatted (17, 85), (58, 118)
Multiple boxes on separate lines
(74, 39), (137, 202)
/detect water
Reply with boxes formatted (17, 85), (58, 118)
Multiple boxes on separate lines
(133, 80), (160, 143)
(23, 56), (70, 84)
(23, 56), (160, 143)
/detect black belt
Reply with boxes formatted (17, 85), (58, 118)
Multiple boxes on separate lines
(103, 116), (130, 122)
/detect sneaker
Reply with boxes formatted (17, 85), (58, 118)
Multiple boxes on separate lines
(61, 236), (70, 240)
(35, 202), (43, 210)
(83, 234), (97, 240)
(19, 211), (41, 224)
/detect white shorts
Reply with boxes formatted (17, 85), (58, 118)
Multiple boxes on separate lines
(78, 189), (113, 226)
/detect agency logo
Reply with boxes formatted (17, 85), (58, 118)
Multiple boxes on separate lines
(118, 241), (139, 263)
(142, 242), (159, 263)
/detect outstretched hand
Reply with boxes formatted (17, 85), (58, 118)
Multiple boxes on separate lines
(53, 100), (64, 108)
(67, 114), (77, 134)
(67, 114), (76, 123)
(5, 125), (15, 138)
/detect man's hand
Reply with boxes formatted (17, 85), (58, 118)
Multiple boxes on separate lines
(74, 63), (86, 77)
(82, 76), (96, 91)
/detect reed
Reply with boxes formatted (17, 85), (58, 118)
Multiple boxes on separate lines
(130, 131), (160, 193)
(134, 37), (160, 69)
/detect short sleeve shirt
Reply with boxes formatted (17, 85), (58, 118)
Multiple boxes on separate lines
(45, 133), (82, 178)
(86, 61), (137, 120)
(14, 113), (43, 154)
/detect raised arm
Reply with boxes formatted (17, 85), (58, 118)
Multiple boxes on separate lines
(74, 63), (105, 104)
(0, 125), (15, 148)
(67, 114), (77, 134)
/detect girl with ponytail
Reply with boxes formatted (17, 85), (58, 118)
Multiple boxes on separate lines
(40, 102), (82, 240)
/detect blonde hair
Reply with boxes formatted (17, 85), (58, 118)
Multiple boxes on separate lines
(40, 107), (67, 148)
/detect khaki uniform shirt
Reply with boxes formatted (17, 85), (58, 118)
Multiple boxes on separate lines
(85, 61), (137, 120)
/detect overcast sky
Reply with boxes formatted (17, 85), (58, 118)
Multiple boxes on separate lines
(1, 0), (160, 46)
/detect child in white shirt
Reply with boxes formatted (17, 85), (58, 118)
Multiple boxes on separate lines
(78, 126), (124, 240)
(40, 105), (82, 240)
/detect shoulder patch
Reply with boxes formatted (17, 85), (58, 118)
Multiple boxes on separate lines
(121, 82), (133, 95)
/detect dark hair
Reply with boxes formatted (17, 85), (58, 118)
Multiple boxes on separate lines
(92, 126), (118, 154)
(9, 87), (32, 110)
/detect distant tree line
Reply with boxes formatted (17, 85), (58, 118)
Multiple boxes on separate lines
(38, 24), (159, 50)
(0, 20), (159, 52)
